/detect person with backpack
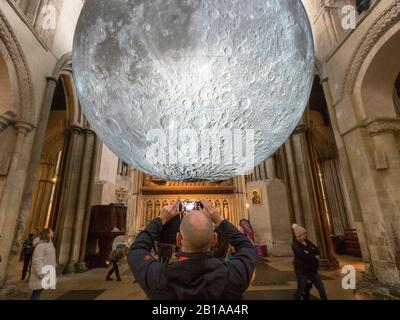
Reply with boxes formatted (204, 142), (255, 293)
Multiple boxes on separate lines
(105, 244), (127, 281)
(21, 229), (39, 280)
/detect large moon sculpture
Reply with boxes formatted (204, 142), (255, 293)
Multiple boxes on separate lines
(73, 0), (314, 181)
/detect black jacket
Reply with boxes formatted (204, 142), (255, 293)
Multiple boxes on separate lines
(128, 218), (257, 300)
(292, 239), (320, 278)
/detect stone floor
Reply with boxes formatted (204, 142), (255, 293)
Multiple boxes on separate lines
(11, 254), (364, 300)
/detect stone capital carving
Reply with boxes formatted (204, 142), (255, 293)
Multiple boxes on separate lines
(364, 118), (400, 137)
(46, 76), (59, 84)
(13, 121), (34, 136)
(84, 128), (96, 136)
(293, 124), (307, 135)
(0, 110), (16, 132)
(66, 125), (84, 135)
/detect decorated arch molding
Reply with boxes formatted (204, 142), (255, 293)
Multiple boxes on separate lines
(341, 1), (400, 99)
(0, 8), (34, 123)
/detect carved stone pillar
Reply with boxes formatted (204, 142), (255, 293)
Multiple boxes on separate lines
(284, 139), (305, 226)
(128, 169), (144, 239)
(320, 159), (350, 236)
(0, 121), (34, 287)
(278, 146), (296, 224)
(28, 163), (56, 232)
(291, 124), (320, 246)
(77, 133), (99, 270)
(55, 126), (85, 273)
(233, 176), (247, 223)
(265, 157), (277, 179)
(367, 118), (400, 266)
(259, 160), (267, 180)
(67, 129), (96, 273)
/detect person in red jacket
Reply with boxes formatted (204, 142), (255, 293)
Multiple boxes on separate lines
(128, 200), (256, 300)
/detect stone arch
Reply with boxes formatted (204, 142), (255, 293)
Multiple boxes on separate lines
(355, 22), (400, 119)
(60, 71), (86, 128)
(0, 40), (18, 120)
(0, 9), (34, 123)
(342, 2), (400, 100)
(394, 74), (400, 116)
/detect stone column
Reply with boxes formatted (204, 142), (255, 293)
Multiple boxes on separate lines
(367, 119), (400, 266)
(0, 121), (34, 287)
(55, 126), (85, 273)
(278, 146), (296, 224)
(67, 129), (96, 273)
(320, 159), (349, 235)
(290, 124), (320, 246)
(248, 179), (293, 256)
(284, 139), (305, 226)
(77, 134), (99, 269)
(340, 123), (400, 287)
(320, 79), (373, 275)
(128, 169), (143, 241)
(307, 130), (339, 268)
(233, 176), (247, 222)
(290, 123), (338, 266)
(0, 76), (60, 289)
(265, 157), (277, 179)
(28, 163), (55, 232)
(259, 160), (267, 180)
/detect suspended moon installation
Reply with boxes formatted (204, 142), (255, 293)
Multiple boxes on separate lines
(73, 0), (315, 181)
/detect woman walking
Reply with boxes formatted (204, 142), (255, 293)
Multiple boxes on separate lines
(29, 229), (56, 300)
(292, 224), (328, 300)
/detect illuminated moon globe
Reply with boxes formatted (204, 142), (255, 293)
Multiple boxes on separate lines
(73, 0), (314, 181)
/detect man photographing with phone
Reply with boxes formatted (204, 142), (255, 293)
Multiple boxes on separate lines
(128, 200), (257, 300)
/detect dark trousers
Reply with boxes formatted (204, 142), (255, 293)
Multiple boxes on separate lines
(294, 271), (328, 300)
(22, 253), (32, 280)
(106, 261), (121, 280)
(30, 289), (44, 300)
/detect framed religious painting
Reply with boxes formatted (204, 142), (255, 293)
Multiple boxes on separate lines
(251, 188), (263, 206)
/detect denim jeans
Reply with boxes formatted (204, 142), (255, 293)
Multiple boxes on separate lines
(30, 289), (44, 300)
(294, 272), (328, 300)
(106, 261), (121, 280)
(21, 253), (32, 280)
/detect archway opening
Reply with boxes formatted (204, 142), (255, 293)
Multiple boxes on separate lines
(0, 51), (12, 115)
(27, 78), (68, 235)
(307, 76), (363, 269)
(394, 73), (400, 116)
(359, 28), (400, 118)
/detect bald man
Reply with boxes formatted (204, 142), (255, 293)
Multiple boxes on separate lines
(128, 200), (257, 300)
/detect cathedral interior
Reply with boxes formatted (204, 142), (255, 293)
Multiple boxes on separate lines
(0, 0), (400, 301)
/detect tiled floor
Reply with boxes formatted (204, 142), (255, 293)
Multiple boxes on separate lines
(13, 255), (363, 300)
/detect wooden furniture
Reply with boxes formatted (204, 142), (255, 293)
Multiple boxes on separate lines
(343, 229), (362, 257)
(85, 204), (127, 268)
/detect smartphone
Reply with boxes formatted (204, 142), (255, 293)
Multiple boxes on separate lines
(179, 201), (204, 212)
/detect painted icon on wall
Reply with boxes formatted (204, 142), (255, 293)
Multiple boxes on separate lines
(251, 189), (263, 206)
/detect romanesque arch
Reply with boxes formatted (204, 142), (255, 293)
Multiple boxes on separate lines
(356, 21), (400, 119)
(342, 1), (400, 99)
(0, 8), (34, 125)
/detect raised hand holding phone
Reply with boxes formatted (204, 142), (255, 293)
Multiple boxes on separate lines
(158, 200), (180, 225)
(201, 200), (224, 227)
